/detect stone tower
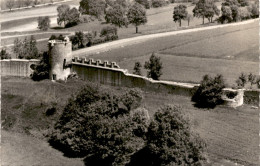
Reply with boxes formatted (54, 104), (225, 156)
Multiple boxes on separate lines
(48, 36), (72, 81)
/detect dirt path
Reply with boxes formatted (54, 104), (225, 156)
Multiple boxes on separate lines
(72, 19), (258, 57)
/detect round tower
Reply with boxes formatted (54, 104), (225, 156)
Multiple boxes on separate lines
(48, 36), (72, 81)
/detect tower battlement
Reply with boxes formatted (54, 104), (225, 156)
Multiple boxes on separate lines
(72, 57), (120, 69)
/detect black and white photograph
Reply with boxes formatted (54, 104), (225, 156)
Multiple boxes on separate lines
(0, 0), (259, 165)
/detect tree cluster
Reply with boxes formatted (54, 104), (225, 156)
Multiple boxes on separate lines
(13, 36), (39, 59)
(218, 0), (256, 23)
(57, 4), (80, 28)
(192, 0), (220, 24)
(69, 26), (118, 50)
(192, 74), (226, 108)
(49, 84), (205, 166)
(133, 53), (163, 81)
(79, 0), (148, 33)
(236, 72), (260, 89)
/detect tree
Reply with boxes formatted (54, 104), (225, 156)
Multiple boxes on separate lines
(205, 0), (220, 22)
(192, 74), (226, 108)
(6, 0), (15, 11)
(57, 5), (80, 27)
(146, 105), (205, 165)
(24, 0), (32, 7)
(33, 0), (40, 6)
(248, 2), (259, 18)
(31, 52), (50, 81)
(219, 6), (233, 23)
(127, 3), (147, 33)
(193, 0), (219, 24)
(186, 14), (193, 26)
(17, 0), (24, 8)
(115, 0), (128, 8)
(0, 48), (11, 60)
(79, 0), (106, 19)
(133, 62), (142, 75)
(13, 38), (23, 58)
(144, 53), (163, 80)
(74, 31), (85, 48)
(38, 16), (50, 31)
(236, 73), (247, 88)
(173, 4), (188, 27)
(57, 4), (70, 26)
(239, 7), (251, 20)
(135, 0), (150, 9)
(66, 7), (80, 27)
(248, 73), (256, 88)
(237, 0), (249, 7)
(105, 4), (128, 28)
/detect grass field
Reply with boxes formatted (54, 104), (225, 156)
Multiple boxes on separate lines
(1, 77), (258, 166)
(83, 21), (258, 86)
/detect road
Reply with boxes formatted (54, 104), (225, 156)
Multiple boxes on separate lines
(1, 2), (78, 32)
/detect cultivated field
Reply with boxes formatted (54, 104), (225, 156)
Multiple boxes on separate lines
(83, 21), (258, 86)
(1, 77), (258, 166)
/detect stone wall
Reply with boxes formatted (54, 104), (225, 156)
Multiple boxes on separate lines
(0, 59), (40, 77)
(72, 57), (199, 96)
(71, 58), (260, 107)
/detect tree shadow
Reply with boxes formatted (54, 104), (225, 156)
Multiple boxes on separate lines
(126, 147), (159, 166)
(51, 26), (64, 30)
(48, 138), (86, 158)
(83, 155), (114, 166)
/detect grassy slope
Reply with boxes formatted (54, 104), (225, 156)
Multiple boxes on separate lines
(1, 77), (258, 166)
(81, 21), (258, 86)
(1, 130), (84, 166)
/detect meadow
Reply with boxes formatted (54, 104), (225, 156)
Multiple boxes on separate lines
(1, 77), (258, 166)
(83, 21), (258, 86)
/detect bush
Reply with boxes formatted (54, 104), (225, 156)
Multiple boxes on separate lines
(79, 15), (91, 23)
(146, 105), (206, 165)
(38, 16), (50, 31)
(0, 48), (11, 60)
(135, 0), (150, 9)
(133, 62), (142, 75)
(192, 74), (226, 108)
(151, 0), (167, 8)
(100, 26), (118, 37)
(120, 88), (143, 111)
